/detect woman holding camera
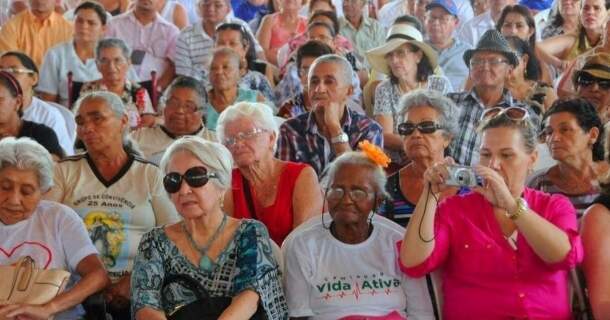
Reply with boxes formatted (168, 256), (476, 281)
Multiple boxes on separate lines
(400, 107), (583, 319)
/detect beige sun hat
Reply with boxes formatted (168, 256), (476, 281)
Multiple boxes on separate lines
(366, 24), (439, 75)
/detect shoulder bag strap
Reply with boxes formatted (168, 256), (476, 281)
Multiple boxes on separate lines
(161, 274), (209, 301)
(241, 178), (258, 220)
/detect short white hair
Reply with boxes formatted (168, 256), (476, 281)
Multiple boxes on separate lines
(308, 54), (354, 87)
(322, 151), (390, 199)
(0, 137), (54, 192)
(160, 136), (233, 190)
(216, 101), (278, 147)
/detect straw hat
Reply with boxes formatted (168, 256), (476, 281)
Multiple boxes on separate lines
(366, 24), (439, 75)
(573, 52), (610, 85)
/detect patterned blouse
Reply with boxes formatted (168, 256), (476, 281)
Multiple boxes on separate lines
(80, 80), (155, 128)
(373, 79), (411, 165)
(241, 70), (275, 105)
(527, 168), (599, 220)
(541, 23), (564, 40)
(131, 220), (288, 319)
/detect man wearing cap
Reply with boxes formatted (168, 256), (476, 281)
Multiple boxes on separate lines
(339, 0), (386, 67)
(448, 29), (531, 165)
(458, 0), (517, 48)
(424, 0), (471, 91)
(276, 54), (383, 175)
(573, 53), (610, 122)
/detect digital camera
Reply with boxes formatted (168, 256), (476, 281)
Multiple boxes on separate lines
(445, 165), (482, 188)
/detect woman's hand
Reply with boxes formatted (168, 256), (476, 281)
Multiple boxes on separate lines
(422, 157), (455, 196)
(1, 303), (56, 320)
(105, 274), (131, 310)
(472, 165), (517, 212)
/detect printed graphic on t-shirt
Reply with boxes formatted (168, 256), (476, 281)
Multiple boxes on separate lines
(0, 241), (53, 269)
(74, 194), (135, 279)
(315, 272), (402, 302)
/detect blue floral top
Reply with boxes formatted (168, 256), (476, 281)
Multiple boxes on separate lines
(131, 219), (288, 319)
(205, 88), (259, 131)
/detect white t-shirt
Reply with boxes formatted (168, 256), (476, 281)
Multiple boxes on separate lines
(130, 125), (216, 165)
(46, 154), (180, 281)
(282, 214), (435, 320)
(0, 200), (98, 319)
(38, 42), (102, 107)
(22, 97), (74, 155)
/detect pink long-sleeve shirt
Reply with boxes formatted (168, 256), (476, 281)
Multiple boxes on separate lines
(399, 188), (583, 320)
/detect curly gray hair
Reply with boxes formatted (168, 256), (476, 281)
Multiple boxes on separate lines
(398, 89), (459, 140)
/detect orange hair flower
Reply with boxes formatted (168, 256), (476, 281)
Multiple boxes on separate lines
(358, 140), (391, 168)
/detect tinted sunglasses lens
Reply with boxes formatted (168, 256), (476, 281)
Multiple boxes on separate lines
(184, 167), (210, 188)
(482, 108), (502, 120)
(418, 122), (438, 134)
(397, 123), (415, 136)
(505, 107), (527, 120)
(163, 172), (182, 193)
(599, 81), (610, 90)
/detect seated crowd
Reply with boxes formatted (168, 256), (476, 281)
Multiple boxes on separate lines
(3, 0), (610, 319)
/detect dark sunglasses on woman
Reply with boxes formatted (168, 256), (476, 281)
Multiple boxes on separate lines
(397, 121), (444, 136)
(576, 74), (610, 90)
(163, 166), (218, 193)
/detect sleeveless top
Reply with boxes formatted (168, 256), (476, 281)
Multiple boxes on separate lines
(269, 13), (307, 50)
(231, 162), (308, 245)
(205, 88), (258, 131)
(566, 30), (595, 60)
(593, 193), (610, 209)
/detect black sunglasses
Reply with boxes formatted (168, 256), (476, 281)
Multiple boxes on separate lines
(163, 166), (218, 193)
(577, 75), (610, 90)
(397, 121), (444, 136)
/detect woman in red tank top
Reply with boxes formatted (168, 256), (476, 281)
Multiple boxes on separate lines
(217, 101), (323, 245)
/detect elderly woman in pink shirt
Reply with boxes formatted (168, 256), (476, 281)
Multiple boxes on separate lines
(399, 107), (583, 319)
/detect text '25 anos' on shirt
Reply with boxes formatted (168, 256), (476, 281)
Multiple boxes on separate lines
(399, 188), (583, 320)
(282, 213), (435, 320)
(275, 108), (384, 176)
(44, 153), (180, 282)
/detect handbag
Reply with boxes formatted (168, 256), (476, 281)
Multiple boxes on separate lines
(162, 274), (266, 320)
(0, 256), (71, 306)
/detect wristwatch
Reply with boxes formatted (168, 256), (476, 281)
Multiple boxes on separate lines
(506, 197), (529, 220)
(330, 132), (349, 144)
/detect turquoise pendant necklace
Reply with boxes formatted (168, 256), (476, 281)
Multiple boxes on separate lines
(182, 214), (228, 271)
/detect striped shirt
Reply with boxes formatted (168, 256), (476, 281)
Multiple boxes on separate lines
(527, 168), (599, 220)
(174, 17), (263, 80)
(275, 108), (383, 176)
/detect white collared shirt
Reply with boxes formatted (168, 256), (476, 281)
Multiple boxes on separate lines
(106, 11), (180, 81)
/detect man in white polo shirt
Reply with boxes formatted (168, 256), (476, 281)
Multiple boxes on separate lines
(106, 0), (180, 90)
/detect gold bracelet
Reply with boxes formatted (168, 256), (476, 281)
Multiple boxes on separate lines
(507, 197), (529, 220)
